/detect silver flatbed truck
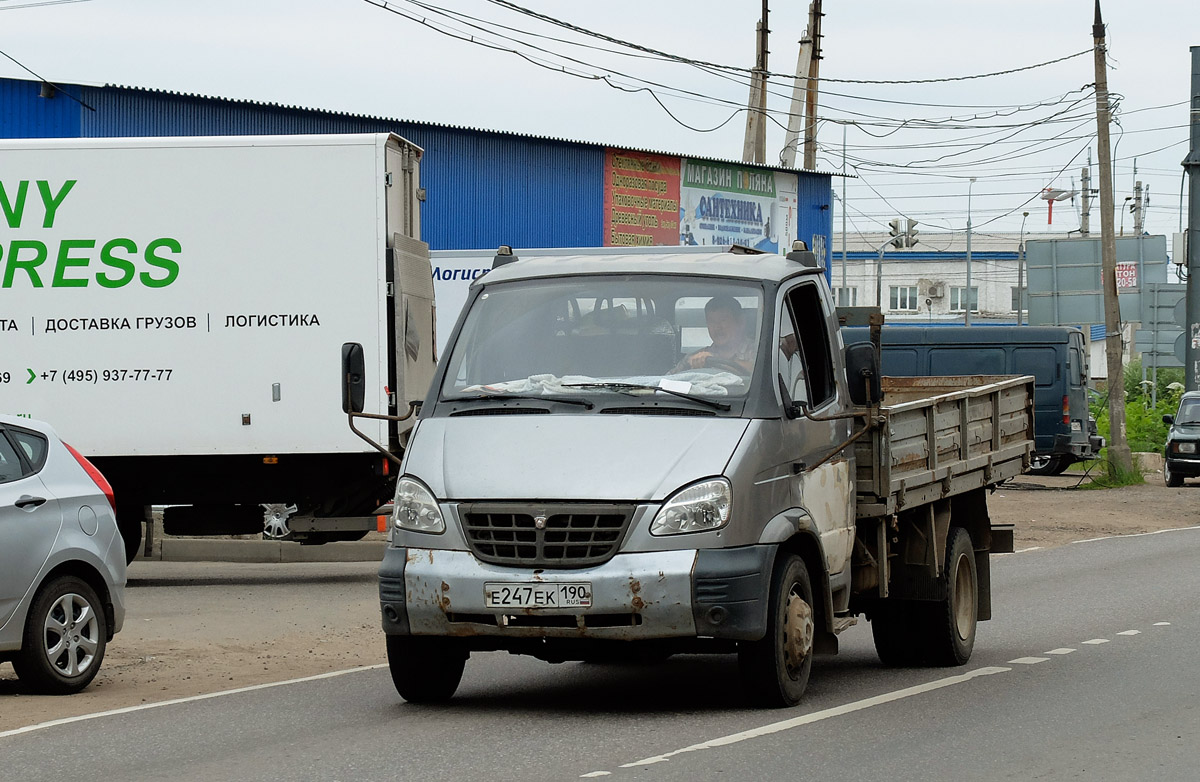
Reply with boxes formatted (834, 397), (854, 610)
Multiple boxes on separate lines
(344, 243), (1033, 707)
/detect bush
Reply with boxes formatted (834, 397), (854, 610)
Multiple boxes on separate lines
(1090, 359), (1184, 454)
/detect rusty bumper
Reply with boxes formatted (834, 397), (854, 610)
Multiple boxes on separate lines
(379, 544), (775, 643)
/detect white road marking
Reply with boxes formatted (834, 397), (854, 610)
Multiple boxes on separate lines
(615, 667), (1011, 769)
(995, 546), (1042, 557)
(1117, 630), (1141, 636)
(1008, 657), (1050, 665)
(1155, 622), (1171, 626)
(1082, 638), (1110, 645)
(1045, 648), (1076, 655)
(0, 664), (388, 740)
(580, 773), (612, 778)
(1072, 526), (1200, 545)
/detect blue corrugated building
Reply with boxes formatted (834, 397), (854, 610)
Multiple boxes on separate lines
(0, 76), (833, 261)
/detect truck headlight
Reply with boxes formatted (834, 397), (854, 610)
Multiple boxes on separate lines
(1177, 442), (1197, 454)
(650, 478), (731, 536)
(394, 477), (445, 533)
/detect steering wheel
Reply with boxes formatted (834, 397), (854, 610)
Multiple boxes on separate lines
(704, 356), (748, 375)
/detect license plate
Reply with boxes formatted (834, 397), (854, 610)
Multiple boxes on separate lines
(484, 582), (592, 609)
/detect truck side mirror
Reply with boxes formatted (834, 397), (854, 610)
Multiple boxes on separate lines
(845, 342), (881, 406)
(341, 342), (366, 414)
(1162, 414), (1174, 425)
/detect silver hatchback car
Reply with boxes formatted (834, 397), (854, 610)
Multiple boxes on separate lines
(0, 414), (126, 694)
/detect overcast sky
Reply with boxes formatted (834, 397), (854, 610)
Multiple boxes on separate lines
(1, 0), (1193, 244)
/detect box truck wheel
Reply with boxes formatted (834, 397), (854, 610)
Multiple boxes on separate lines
(737, 553), (814, 708)
(386, 636), (467, 703)
(922, 527), (977, 666)
(115, 504), (145, 565)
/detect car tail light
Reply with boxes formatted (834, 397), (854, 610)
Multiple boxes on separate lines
(1062, 396), (1070, 426)
(63, 442), (116, 511)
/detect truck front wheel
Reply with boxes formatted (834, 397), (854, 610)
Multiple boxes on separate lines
(386, 636), (467, 703)
(923, 526), (977, 666)
(737, 553), (814, 708)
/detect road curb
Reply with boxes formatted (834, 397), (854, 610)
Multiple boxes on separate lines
(136, 538), (386, 563)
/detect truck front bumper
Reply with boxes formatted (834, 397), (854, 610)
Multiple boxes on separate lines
(379, 545), (775, 642)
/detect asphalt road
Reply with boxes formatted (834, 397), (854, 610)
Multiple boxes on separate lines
(3, 527), (1198, 782)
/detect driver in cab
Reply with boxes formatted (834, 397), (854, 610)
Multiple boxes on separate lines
(672, 295), (756, 374)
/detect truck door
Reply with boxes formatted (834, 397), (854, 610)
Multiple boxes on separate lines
(776, 282), (855, 576)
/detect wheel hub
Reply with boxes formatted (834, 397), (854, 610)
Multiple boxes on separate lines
(783, 591), (814, 674)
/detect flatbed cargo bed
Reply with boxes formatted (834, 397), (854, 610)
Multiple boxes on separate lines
(854, 375), (1035, 518)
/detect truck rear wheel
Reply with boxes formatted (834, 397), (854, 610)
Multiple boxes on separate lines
(737, 553), (814, 708)
(386, 636), (467, 703)
(923, 527), (977, 666)
(870, 601), (922, 667)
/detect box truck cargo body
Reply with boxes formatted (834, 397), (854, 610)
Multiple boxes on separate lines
(1, 134), (436, 560)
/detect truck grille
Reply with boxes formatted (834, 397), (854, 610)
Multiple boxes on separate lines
(460, 504), (633, 568)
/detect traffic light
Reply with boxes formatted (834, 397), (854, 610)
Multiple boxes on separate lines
(906, 218), (920, 248)
(888, 218), (903, 249)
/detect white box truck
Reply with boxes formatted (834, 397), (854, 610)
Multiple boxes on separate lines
(1, 134), (437, 561)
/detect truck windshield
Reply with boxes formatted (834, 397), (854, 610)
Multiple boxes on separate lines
(441, 275), (764, 401)
(1177, 399), (1200, 425)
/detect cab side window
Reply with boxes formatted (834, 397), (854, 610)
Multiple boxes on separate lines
(777, 283), (836, 408)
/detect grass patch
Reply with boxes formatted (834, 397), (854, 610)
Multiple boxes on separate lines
(1076, 454), (1146, 489)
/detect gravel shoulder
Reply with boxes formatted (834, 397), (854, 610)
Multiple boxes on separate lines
(2, 471), (1195, 732)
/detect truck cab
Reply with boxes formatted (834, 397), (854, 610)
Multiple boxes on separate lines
(363, 245), (1030, 707)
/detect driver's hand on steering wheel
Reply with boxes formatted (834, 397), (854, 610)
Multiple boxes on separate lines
(687, 350), (713, 369)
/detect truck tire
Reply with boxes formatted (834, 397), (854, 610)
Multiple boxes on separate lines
(870, 601), (923, 667)
(386, 636), (467, 703)
(737, 553), (814, 708)
(922, 527), (977, 666)
(12, 576), (108, 694)
(1165, 462), (1183, 487)
(115, 504), (144, 565)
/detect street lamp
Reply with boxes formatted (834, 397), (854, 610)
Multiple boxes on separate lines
(1018, 211), (1029, 326)
(965, 177), (976, 326)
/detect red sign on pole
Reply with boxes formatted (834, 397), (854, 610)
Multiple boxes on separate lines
(1115, 262), (1138, 289)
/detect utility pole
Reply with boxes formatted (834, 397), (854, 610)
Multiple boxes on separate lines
(802, 0), (823, 171)
(780, 3), (813, 169)
(1133, 180), (1144, 235)
(1183, 45), (1200, 392)
(965, 177), (976, 326)
(742, 1), (769, 164)
(1081, 155), (1092, 236)
(1092, 1), (1133, 474)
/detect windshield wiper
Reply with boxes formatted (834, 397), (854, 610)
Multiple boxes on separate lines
(450, 393), (594, 409)
(562, 382), (730, 411)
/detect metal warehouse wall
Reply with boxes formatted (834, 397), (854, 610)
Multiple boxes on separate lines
(0, 79), (81, 138)
(1, 78), (828, 259)
(69, 83), (604, 251)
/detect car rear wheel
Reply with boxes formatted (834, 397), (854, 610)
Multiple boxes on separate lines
(13, 575), (108, 694)
(1028, 454), (1064, 476)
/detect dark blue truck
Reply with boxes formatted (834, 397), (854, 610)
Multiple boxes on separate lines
(843, 325), (1102, 475)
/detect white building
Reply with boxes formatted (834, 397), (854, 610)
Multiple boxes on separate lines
(828, 231), (1064, 324)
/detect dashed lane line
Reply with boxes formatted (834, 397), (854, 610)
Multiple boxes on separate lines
(1008, 657), (1050, 665)
(1082, 638), (1111, 645)
(574, 667), (1013, 776)
(1045, 648), (1076, 655)
(0, 664), (388, 740)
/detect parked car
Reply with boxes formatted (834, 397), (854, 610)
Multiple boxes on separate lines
(1163, 392), (1200, 487)
(0, 414), (126, 693)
